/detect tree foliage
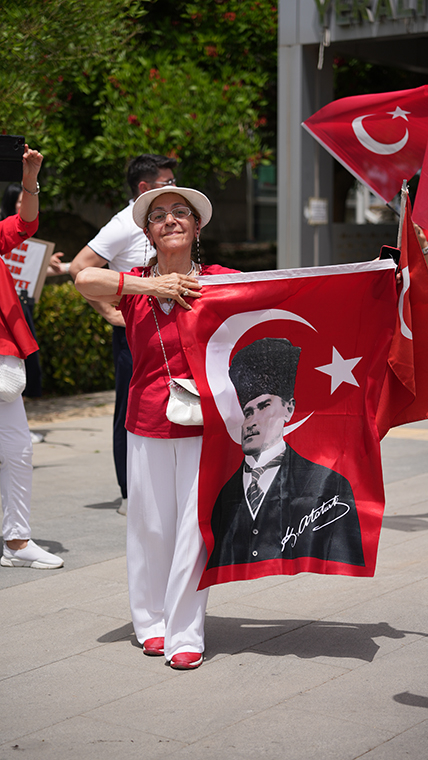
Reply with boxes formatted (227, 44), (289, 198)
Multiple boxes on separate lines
(0, 0), (277, 207)
(34, 281), (114, 395)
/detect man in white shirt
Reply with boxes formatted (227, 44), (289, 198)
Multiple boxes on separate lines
(70, 154), (177, 514)
(207, 337), (363, 569)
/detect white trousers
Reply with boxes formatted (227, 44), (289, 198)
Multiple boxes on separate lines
(127, 434), (209, 660)
(0, 396), (32, 541)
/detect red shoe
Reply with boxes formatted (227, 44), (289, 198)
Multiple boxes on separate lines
(170, 652), (203, 670)
(142, 637), (165, 656)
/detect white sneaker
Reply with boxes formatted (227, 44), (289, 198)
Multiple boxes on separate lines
(30, 432), (44, 444)
(1, 539), (64, 569)
(117, 498), (127, 516)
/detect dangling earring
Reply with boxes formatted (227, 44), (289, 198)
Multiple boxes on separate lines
(196, 225), (201, 267)
(144, 227), (156, 265)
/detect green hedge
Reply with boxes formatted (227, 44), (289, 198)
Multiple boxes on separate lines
(33, 282), (115, 395)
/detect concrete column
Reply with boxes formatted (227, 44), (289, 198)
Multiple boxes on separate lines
(277, 41), (334, 269)
(277, 43), (304, 270)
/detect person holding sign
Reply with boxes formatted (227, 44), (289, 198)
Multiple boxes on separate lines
(0, 146), (64, 569)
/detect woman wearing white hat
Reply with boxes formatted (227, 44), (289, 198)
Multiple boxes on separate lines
(75, 187), (237, 669)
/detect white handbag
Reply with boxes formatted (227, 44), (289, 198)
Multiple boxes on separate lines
(166, 378), (203, 426)
(0, 355), (27, 403)
(150, 300), (203, 426)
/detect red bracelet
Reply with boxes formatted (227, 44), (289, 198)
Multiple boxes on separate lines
(116, 271), (124, 297)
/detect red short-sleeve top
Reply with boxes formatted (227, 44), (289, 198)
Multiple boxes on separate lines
(119, 263), (237, 438)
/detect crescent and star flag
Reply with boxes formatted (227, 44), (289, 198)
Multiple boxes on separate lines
(177, 261), (397, 589)
(376, 195), (428, 438)
(302, 86), (428, 203)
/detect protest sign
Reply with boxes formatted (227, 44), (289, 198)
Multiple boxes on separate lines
(2, 237), (55, 301)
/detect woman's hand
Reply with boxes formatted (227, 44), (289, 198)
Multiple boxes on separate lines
(149, 273), (202, 311)
(413, 223), (428, 251)
(22, 145), (43, 187)
(20, 145), (43, 223)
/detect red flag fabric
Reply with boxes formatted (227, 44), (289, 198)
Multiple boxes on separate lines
(177, 262), (397, 589)
(0, 213), (39, 358)
(412, 142), (428, 230)
(0, 258), (38, 359)
(376, 195), (428, 437)
(302, 86), (428, 203)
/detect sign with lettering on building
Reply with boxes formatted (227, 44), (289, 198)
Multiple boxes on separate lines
(282, 0), (428, 46)
(2, 238), (55, 301)
(314, 0), (427, 30)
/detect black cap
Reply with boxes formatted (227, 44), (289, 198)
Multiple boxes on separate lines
(229, 337), (301, 409)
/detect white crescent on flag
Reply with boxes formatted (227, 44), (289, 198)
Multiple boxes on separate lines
(398, 265), (412, 340)
(352, 114), (409, 155)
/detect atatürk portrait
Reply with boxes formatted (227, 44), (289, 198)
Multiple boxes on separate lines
(207, 337), (364, 569)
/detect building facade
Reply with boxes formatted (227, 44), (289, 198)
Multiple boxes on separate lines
(278, 0), (428, 269)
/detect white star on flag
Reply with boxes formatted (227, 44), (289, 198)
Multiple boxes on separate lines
(387, 106), (411, 121)
(315, 347), (362, 394)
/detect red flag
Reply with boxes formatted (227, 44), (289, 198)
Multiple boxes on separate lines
(177, 262), (397, 588)
(412, 142), (428, 230)
(376, 195), (428, 437)
(302, 86), (428, 202)
(0, 258), (38, 359)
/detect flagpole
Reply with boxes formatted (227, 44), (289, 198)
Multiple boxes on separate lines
(397, 180), (408, 249)
(313, 68), (321, 267)
(386, 203), (400, 219)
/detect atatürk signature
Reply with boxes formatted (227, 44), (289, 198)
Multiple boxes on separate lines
(280, 495), (350, 551)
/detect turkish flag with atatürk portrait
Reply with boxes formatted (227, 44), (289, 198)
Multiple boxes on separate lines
(177, 261), (397, 589)
(302, 86), (428, 202)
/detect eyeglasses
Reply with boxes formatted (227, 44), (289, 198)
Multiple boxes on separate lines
(151, 178), (177, 187)
(147, 206), (194, 224)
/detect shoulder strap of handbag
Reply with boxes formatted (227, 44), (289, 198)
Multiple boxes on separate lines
(149, 298), (173, 384)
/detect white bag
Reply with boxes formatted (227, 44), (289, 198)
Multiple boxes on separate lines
(0, 355), (26, 403)
(166, 378), (203, 426)
(150, 298), (203, 427)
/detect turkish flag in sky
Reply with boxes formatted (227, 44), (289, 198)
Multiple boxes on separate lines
(178, 262), (397, 589)
(302, 86), (428, 203)
(377, 195), (428, 437)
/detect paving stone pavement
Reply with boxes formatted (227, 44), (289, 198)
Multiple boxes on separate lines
(0, 400), (427, 759)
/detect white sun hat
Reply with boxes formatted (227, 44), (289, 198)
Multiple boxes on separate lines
(132, 186), (212, 230)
